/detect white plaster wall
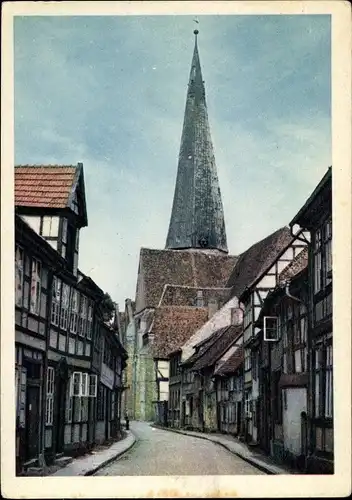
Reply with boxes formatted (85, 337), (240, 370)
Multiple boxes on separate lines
(182, 297), (239, 362)
(283, 388), (307, 456)
(21, 215), (41, 234)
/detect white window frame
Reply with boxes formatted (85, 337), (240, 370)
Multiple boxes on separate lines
(78, 295), (87, 337)
(60, 283), (70, 330)
(30, 257), (41, 315)
(65, 383), (73, 423)
(46, 367), (55, 425)
(51, 277), (62, 326)
(69, 371), (96, 397)
(87, 302), (93, 340)
(42, 216), (59, 238)
(264, 316), (279, 341)
(70, 290), (79, 334)
(15, 246), (24, 307)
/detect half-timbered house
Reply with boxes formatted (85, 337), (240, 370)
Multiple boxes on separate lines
(255, 248), (309, 469)
(214, 339), (244, 436)
(290, 167), (333, 474)
(233, 227), (307, 445)
(14, 163), (128, 472)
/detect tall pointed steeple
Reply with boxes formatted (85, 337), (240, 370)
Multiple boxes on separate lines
(165, 30), (228, 253)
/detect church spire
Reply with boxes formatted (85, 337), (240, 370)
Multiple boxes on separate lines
(165, 30), (228, 253)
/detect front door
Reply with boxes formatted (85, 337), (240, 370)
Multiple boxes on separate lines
(26, 385), (40, 460)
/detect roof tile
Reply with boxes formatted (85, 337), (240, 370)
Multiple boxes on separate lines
(15, 165), (77, 208)
(138, 248), (238, 311)
(150, 306), (208, 359)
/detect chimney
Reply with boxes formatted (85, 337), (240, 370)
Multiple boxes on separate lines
(208, 297), (219, 319)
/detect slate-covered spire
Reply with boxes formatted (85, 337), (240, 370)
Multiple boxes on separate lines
(165, 30), (228, 253)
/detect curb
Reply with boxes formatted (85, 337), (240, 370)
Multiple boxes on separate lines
(85, 432), (137, 476)
(151, 424), (278, 475)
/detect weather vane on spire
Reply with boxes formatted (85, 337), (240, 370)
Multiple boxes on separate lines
(193, 17), (199, 35)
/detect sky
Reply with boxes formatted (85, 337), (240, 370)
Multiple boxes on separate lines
(14, 14), (331, 307)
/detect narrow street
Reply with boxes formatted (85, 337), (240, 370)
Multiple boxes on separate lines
(95, 422), (265, 476)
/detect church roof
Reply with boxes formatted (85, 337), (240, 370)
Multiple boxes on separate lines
(150, 306), (208, 359)
(136, 247), (237, 312)
(226, 226), (294, 299)
(165, 31), (228, 253)
(158, 284), (231, 307)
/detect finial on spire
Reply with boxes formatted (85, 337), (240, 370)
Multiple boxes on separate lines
(193, 17), (199, 36)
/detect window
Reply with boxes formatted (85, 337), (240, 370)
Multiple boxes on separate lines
(70, 290), (79, 334)
(81, 373), (88, 397)
(65, 384), (73, 423)
(88, 374), (98, 397)
(244, 349), (251, 371)
(42, 216), (59, 237)
(314, 219), (332, 294)
(60, 283), (70, 330)
(30, 258), (41, 315)
(71, 372), (81, 396)
(264, 316), (279, 341)
(15, 246), (24, 307)
(78, 296), (87, 337)
(51, 277), (62, 326)
(46, 367), (55, 425)
(87, 302), (93, 340)
(325, 344), (333, 418)
(196, 290), (204, 307)
(314, 342), (334, 419)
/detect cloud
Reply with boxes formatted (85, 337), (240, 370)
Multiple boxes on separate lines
(14, 15), (331, 305)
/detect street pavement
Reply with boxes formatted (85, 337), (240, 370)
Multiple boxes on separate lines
(95, 421), (265, 476)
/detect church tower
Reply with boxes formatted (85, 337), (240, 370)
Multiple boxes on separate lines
(166, 30), (228, 253)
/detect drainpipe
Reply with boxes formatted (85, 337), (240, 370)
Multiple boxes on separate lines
(39, 265), (55, 471)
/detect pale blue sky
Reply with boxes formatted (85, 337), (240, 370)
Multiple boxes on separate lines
(14, 15), (331, 307)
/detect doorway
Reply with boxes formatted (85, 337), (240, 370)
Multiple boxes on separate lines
(25, 385), (40, 460)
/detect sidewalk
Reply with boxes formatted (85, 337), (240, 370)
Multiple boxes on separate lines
(152, 424), (297, 475)
(51, 430), (136, 476)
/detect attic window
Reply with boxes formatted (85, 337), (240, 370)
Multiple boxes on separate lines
(196, 290), (204, 307)
(264, 316), (279, 342)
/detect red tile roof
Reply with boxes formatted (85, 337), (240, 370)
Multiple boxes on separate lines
(15, 165), (77, 208)
(150, 306), (208, 359)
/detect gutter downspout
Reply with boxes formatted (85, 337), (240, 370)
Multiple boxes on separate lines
(284, 279), (311, 471)
(39, 266), (55, 472)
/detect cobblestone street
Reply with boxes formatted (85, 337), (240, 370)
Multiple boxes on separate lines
(95, 422), (265, 476)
